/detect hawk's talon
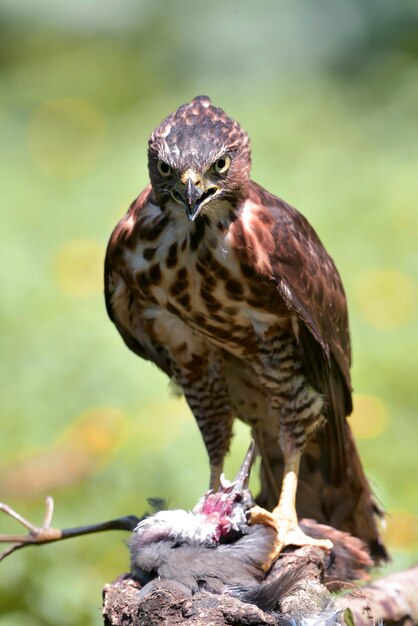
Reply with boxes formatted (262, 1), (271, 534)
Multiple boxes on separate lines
(248, 504), (333, 570)
(248, 505), (278, 530)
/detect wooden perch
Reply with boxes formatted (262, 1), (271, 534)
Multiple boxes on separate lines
(103, 550), (418, 626)
(2, 498), (417, 625)
(103, 545), (336, 626)
(334, 564), (418, 625)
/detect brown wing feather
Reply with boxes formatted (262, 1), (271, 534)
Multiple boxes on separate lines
(239, 182), (386, 561)
(246, 181), (351, 481)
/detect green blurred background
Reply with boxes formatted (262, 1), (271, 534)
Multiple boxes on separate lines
(1, 0), (417, 623)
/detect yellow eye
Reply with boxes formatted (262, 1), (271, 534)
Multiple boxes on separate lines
(213, 155), (231, 174)
(157, 160), (172, 177)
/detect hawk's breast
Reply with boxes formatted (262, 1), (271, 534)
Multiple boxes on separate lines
(123, 202), (289, 358)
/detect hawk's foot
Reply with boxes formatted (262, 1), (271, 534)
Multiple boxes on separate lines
(248, 505), (333, 570)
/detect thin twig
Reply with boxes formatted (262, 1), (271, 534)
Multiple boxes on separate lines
(42, 496), (54, 529)
(0, 498), (142, 562)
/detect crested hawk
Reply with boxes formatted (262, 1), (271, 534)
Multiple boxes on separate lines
(105, 96), (386, 562)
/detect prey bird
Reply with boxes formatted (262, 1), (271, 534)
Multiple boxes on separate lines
(0, 444), (372, 625)
(105, 96), (387, 563)
(130, 441), (286, 604)
(129, 441), (370, 621)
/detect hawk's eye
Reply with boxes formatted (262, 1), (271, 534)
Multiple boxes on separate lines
(157, 160), (172, 177)
(213, 155), (231, 174)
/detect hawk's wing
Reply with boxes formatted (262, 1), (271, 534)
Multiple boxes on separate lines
(104, 185), (173, 377)
(241, 184), (387, 560)
(239, 182), (353, 482)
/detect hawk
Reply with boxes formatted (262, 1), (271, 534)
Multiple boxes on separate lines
(105, 96), (386, 562)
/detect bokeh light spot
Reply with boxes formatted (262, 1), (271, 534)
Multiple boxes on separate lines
(53, 239), (103, 297)
(132, 398), (190, 450)
(67, 407), (128, 456)
(354, 269), (417, 330)
(349, 394), (390, 439)
(0, 408), (128, 497)
(383, 511), (418, 551)
(28, 97), (105, 178)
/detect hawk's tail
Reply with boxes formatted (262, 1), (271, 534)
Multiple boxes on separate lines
(254, 423), (388, 564)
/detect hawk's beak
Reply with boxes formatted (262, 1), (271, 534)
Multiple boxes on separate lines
(184, 178), (204, 221)
(174, 169), (219, 221)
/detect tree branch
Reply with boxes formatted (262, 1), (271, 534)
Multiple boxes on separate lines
(103, 552), (418, 626)
(0, 498), (141, 561)
(2, 499), (417, 625)
(334, 565), (418, 626)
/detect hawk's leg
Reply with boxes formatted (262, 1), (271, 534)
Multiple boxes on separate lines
(249, 329), (332, 567)
(250, 448), (333, 569)
(173, 349), (233, 490)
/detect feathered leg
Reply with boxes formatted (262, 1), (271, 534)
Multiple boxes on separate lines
(173, 348), (233, 491)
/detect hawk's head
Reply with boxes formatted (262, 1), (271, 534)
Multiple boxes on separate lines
(148, 96), (251, 221)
